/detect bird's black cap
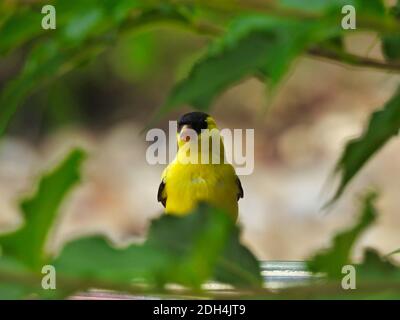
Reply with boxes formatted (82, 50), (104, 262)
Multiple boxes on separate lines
(178, 111), (210, 134)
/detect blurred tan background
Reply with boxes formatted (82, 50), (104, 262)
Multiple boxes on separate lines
(1, 28), (399, 262)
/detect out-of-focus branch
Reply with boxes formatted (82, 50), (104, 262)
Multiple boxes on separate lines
(5, 3), (400, 75)
(186, 0), (400, 33)
(308, 47), (400, 73)
(137, 18), (400, 73)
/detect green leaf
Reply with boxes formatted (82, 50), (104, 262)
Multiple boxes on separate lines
(0, 254), (63, 299)
(54, 204), (262, 292)
(0, 255), (33, 299)
(329, 88), (400, 204)
(382, 3), (400, 62)
(0, 149), (86, 270)
(279, 250), (400, 299)
(111, 31), (158, 81)
(214, 226), (263, 287)
(382, 34), (400, 61)
(357, 249), (400, 281)
(279, 0), (343, 13)
(55, 0), (142, 45)
(161, 15), (339, 114)
(308, 192), (377, 279)
(0, 283), (30, 300)
(321, 36), (344, 50)
(0, 8), (43, 55)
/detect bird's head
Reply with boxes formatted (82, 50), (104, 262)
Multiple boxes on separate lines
(177, 111), (217, 148)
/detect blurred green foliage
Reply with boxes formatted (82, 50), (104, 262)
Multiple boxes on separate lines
(54, 203), (262, 290)
(1, 0), (400, 299)
(0, 150), (261, 298)
(382, 2), (400, 61)
(0, 149), (85, 271)
(0, 154), (399, 299)
(308, 192), (377, 279)
(306, 193), (400, 299)
(330, 89), (400, 203)
(162, 16), (340, 114)
(111, 32), (158, 82)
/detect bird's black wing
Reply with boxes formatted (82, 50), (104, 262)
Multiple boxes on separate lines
(157, 180), (167, 207)
(236, 176), (244, 201)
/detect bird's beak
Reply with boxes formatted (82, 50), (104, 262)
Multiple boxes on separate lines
(179, 125), (194, 142)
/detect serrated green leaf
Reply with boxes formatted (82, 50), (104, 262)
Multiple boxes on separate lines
(329, 88), (400, 204)
(163, 29), (275, 112)
(308, 192), (377, 279)
(0, 149), (86, 270)
(214, 226), (263, 287)
(54, 204), (262, 292)
(161, 16), (340, 114)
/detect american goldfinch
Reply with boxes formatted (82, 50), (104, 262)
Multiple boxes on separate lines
(157, 112), (243, 219)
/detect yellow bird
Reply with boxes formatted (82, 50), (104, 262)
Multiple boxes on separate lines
(157, 112), (243, 220)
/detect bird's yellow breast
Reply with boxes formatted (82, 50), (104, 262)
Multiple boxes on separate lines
(164, 161), (238, 219)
